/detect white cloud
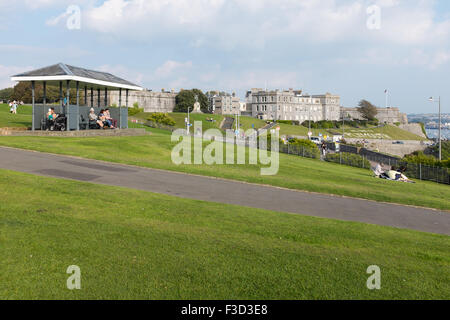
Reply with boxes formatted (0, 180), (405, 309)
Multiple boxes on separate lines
(1, 0), (448, 98)
(45, 11), (70, 26)
(155, 61), (193, 78)
(79, 0), (449, 45)
(402, 49), (450, 69)
(97, 64), (145, 85)
(430, 51), (450, 69)
(0, 65), (33, 88)
(0, 44), (91, 59)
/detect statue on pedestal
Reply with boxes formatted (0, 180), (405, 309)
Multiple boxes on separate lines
(192, 95), (203, 113)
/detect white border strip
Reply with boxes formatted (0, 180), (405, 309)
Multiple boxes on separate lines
(10, 75), (144, 91)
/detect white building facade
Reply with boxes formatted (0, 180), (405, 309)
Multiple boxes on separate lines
(207, 91), (242, 115)
(246, 88), (341, 122)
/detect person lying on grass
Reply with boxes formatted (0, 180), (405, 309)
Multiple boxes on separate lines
(373, 164), (415, 183)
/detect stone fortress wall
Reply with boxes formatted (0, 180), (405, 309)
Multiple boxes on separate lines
(86, 89), (177, 113)
(342, 107), (408, 124)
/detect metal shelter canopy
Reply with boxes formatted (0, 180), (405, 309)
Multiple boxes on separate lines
(11, 63), (143, 91)
(10, 63), (144, 131)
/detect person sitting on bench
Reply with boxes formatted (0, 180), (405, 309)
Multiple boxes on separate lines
(46, 108), (60, 130)
(104, 108), (117, 128)
(89, 108), (104, 129)
(48, 108), (59, 120)
(98, 109), (112, 128)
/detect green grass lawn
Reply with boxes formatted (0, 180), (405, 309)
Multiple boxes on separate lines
(0, 129), (448, 210)
(1, 169), (448, 299)
(0, 104), (32, 128)
(343, 125), (427, 141)
(234, 115), (267, 131)
(133, 112), (267, 133)
(133, 112), (225, 131)
(130, 110), (425, 140)
(276, 123), (426, 141)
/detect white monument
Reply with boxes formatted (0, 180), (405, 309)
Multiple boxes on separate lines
(192, 95), (203, 113)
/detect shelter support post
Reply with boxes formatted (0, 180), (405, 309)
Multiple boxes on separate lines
(125, 89), (129, 130)
(119, 88), (122, 129)
(90, 88), (93, 107)
(97, 89), (101, 108)
(31, 81), (35, 131)
(76, 81), (80, 131)
(76, 81), (80, 106)
(66, 80), (71, 131)
(59, 81), (63, 107)
(43, 81), (46, 108)
(104, 87), (108, 107)
(84, 86), (87, 106)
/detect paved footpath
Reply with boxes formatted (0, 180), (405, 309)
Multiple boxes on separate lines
(0, 146), (449, 235)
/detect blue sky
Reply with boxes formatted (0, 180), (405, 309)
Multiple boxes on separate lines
(0, 0), (449, 114)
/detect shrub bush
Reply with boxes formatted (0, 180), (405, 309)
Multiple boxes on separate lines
(128, 103), (143, 116)
(277, 120), (301, 126)
(403, 151), (450, 168)
(147, 113), (176, 126)
(288, 138), (317, 149)
(299, 120), (374, 129)
(284, 138), (320, 159)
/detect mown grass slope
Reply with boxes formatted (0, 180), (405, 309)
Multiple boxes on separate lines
(1, 170), (448, 299)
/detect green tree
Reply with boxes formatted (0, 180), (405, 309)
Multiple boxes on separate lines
(357, 100), (378, 121)
(174, 89), (209, 113)
(424, 141), (450, 161)
(11, 82), (82, 104)
(0, 87), (14, 101)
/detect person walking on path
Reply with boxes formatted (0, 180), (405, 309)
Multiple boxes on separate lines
(12, 101), (17, 114)
(321, 142), (327, 159)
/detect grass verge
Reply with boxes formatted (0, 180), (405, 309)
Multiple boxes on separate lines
(1, 169), (448, 299)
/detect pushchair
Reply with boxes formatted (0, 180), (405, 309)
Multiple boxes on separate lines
(45, 115), (66, 131)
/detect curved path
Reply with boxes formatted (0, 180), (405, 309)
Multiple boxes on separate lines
(0, 146), (448, 235)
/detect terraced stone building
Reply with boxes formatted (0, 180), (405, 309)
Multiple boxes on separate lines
(247, 88), (408, 124)
(247, 88), (341, 122)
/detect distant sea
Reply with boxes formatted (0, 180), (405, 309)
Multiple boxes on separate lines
(426, 129), (450, 140)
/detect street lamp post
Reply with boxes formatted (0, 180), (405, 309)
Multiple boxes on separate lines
(308, 95), (312, 140)
(429, 97), (442, 161)
(186, 107), (191, 135)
